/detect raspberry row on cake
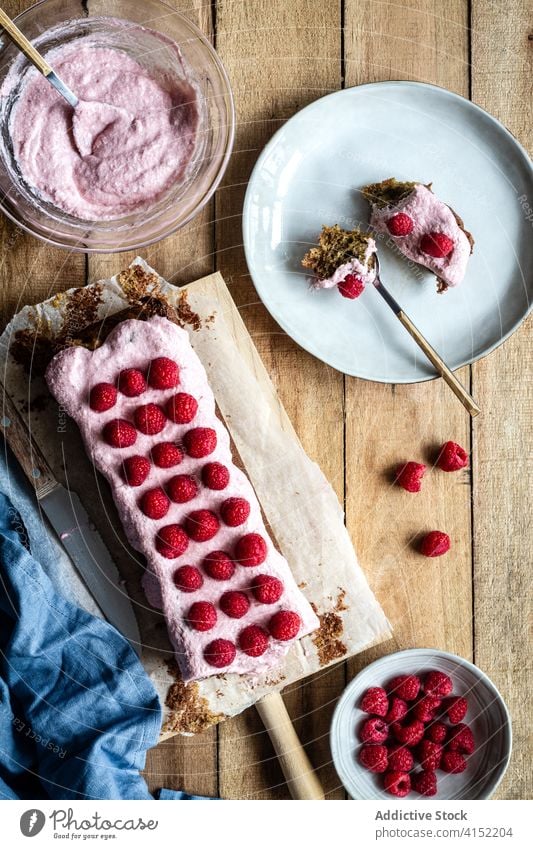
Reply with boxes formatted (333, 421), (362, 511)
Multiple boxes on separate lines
(45, 316), (319, 681)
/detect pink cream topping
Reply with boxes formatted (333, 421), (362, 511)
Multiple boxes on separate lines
(314, 237), (377, 289)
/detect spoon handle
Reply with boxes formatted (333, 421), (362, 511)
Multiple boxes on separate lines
(0, 7), (53, 76)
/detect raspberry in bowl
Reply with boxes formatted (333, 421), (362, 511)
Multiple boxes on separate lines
(330, 648), (511, 800)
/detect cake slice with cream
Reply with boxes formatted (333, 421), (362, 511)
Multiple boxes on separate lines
(301, 224), (377, 299)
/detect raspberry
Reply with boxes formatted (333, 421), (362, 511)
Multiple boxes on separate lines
(387, 213), (414, 236)
(103, 418), (137, 449)
(418, 739), (443, 771)
(184, 427), (217, 458)
(203, 550), (235, 581)
(89, 382), (117, 412)
(167, 474), (198, 504)
(185, 509), (220, 542)
(155, 524), (188, 558)
(437, 440), (469, 472)
(360, 687), (389, 718)
(412, 770), (437, 796)
(358, 744), (388, 773)
(338, 274), (365, 299)
(268, 610), (301, 641)
(395, 461), (426, 492)
(420, 231), (454, 258)
(140, 487), (170, 520)
(447, 723), (475, 754)
(134, 403), (167, 436)
(386, 697), (409, 723)
(122, 455), (151, 486)
(147, 357), (180, 390)
(166, 393), (198, 424)
(392, 719), (425, 747)
(420, 530), (450, 557)
(251, 573), (284, 604)
(425, 721), (448, 744)
(173, 565), (203, 592)
(441, 750), (467, 773)
(387, 746), (414, 772)
(359, 717), (389, 744)
(239, 624), (269, 657)
(383, 771), (411, 797)
(151, 442), (183, 468)
(234, 533), (267, 567)
(445, 696), (468, 724)
(201, 462), (230, 490)
(220, 590), (250, 619)
(186, 601), (217, 632)
(220, 497), (250, 527)
(414, 695), (442, 723)
(423, 670), (453, 697)
(204, 638), (236, 668)
(117, 368), (147, 397)
(388, 674), (421, 702)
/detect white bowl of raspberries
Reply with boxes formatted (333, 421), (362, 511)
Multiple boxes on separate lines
(330, 649), (511, 799)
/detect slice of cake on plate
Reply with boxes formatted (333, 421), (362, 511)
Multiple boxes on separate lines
(301, 224), (377, 299)
(362, 178), (474, 292)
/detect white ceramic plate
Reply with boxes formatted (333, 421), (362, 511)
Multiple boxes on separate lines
(330, 649), (512, 800)
(243, 82), (533, 382)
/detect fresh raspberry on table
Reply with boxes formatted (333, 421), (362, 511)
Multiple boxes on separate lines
(420, 530), (450, 557)
(140, 487), (170, 520)
(420, 231), (454, 258)
(445, 696), (468, 724)
(383, 770), (411, 797)
(412, 770), (437, 796)
(425, 721), (448, 744)
(185, 509), (220, 542)
(134, 403), (167, 436)
(447, 723), (475, 754)
(423, 670), (453, 697)
(268, 610), (301, 641)
(147, 357), (180, 390)
(220, 590), (250, 619)
(220, 497), (251, 527)
(338, 274), (365, 299)
(392, 719), (425, 747)
(239, 624), (270, 657)
(441, 750), (467, 773)
(251, 573), (284, 604)
(103, 418), (137, 449)
(395, 462), (426, 493)
(360, 687), (389, 717)
(234, 533), (267, 567)
(414, 694), (442, 723)
(203, 550), (235, 581)
(387, 745), (414, 772)
(166, 392), (198, 425)
(173, 565), (203, 592)
(117, 368), (147, 397)
(358, 744), (388, 773)
(387, 213), (414, 237)
(386, 697), (409, 723)
(437, 440), (469, 472)
(418, 739), (443, 771)
(151, 441), (183, 468)
(155, 524), (188, 558)
(89, 382), (117, 412)
(122, 455), (151, 487)
(186, 601), (217, 632)
(167, 474), (198, 504)
(359, 717), (389, 744)
(183, 427), (217, 458)
(204, 638), (236, 668)
(201, 462), (230, 490)
(388, 674), (421, 702)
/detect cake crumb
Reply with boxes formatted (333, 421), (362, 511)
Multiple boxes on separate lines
(311, 592), (348, 666)
(163, 659), (224, 734)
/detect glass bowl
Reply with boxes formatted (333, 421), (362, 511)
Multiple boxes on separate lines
(0, 0), (234, 252)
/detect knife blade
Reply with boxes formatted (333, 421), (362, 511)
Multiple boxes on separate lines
(1, 382), (141, 655)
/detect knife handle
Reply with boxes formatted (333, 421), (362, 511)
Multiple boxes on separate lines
(0, 381), (59, 500)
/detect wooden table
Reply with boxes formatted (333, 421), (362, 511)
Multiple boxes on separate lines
(1, 0), (530, 800)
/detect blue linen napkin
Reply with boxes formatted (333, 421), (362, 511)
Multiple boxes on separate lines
(0, 438), (212, 800)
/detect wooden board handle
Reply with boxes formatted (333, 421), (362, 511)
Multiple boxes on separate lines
(256, 691), (325, 800)
(0, 7), (53, 76)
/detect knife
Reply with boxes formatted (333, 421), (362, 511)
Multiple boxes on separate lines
(0, 382), (141, 655)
